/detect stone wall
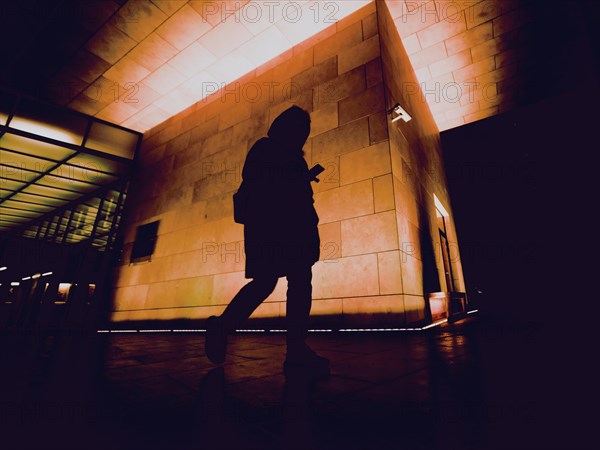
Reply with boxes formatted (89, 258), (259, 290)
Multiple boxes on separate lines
(111, 1), (465, 326)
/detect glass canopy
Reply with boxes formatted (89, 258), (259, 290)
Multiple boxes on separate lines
(0, 89), (141, 251)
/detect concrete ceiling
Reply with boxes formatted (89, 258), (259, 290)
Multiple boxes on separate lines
(1, 0), (596, 134)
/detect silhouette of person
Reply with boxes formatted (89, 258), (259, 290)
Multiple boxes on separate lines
(205, 106), (328, 373)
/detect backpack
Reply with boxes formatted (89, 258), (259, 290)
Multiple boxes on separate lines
(232, 180), (249, 224)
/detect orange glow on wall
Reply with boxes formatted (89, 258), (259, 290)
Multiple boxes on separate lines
(109, 1), (466, 327)
(386, 0), (537, 130)
(48, 0), (372, 133)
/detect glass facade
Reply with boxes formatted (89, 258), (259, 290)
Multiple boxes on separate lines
(19, 183), (128, 251)
(0, 89), (140, 251)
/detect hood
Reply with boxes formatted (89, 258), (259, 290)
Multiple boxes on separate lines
(267, 105), (311, 153)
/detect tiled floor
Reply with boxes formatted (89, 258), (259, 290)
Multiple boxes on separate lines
(0, 316), (584, 450)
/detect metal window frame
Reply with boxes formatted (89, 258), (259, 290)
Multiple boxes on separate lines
(0, 88), (142, 236)
(106, 182), (127, 251)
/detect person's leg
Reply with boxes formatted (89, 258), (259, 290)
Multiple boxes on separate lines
(284, 265), (329, 372)
(285, 264), (313, 348)
(219, 276), (278, 333)
(206, 276), (278, 364)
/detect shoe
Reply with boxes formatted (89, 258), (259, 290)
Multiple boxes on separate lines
(284, 343), (330, 376)
(205, 316), (227, 364)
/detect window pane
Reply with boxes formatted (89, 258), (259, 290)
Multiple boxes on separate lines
(86, 122), (138, 160)
(22, 184), (83, 202)
(11, 192), (69, 208)
(0, 164), (41, 182)
(92, 237), (108, 250)
(131, 221), (160, 262)
(0, 179), (26, 191)
(37, 174), (99, 192)
(55, 211), (73, 240)
(54, 224), (67, 236)
(9, 99), (87, 145)
(45, 218), (58, 238)
(1, 201), (53, 213)
(83, 197), (102, 209)
(0, 133), (75, 161)
(69, 153), (128, 176)
(65, 235), (86, 244)
(95, 220), (112, 233)
(49, 164), (117, 184)
(0, 149), (54, 169)
(0, 216), (22, 225)
(67, 204), (97, 241)
(0, 222), (21, 231)
(0, 206), (44, 218)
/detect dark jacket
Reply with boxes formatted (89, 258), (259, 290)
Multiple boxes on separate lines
(242, 137), (320, 278)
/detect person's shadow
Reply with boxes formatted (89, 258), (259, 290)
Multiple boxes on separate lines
(191, 366), (324, 450)
(280, 367), (323, 450)
(190, 367), (227, 450)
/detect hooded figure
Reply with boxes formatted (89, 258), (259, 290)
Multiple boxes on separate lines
(205, 106), (329, 374)
(242, 105), (320, 278)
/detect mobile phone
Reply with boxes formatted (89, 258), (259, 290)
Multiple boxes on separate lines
(309, 164), (325, 182)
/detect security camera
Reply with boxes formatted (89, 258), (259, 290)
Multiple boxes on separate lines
(388, 103), (412, 123)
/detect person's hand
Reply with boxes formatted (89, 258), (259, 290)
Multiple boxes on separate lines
(308, 164), (325, 183)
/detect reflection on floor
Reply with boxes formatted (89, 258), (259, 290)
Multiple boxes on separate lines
(0, 316), (572, 450)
